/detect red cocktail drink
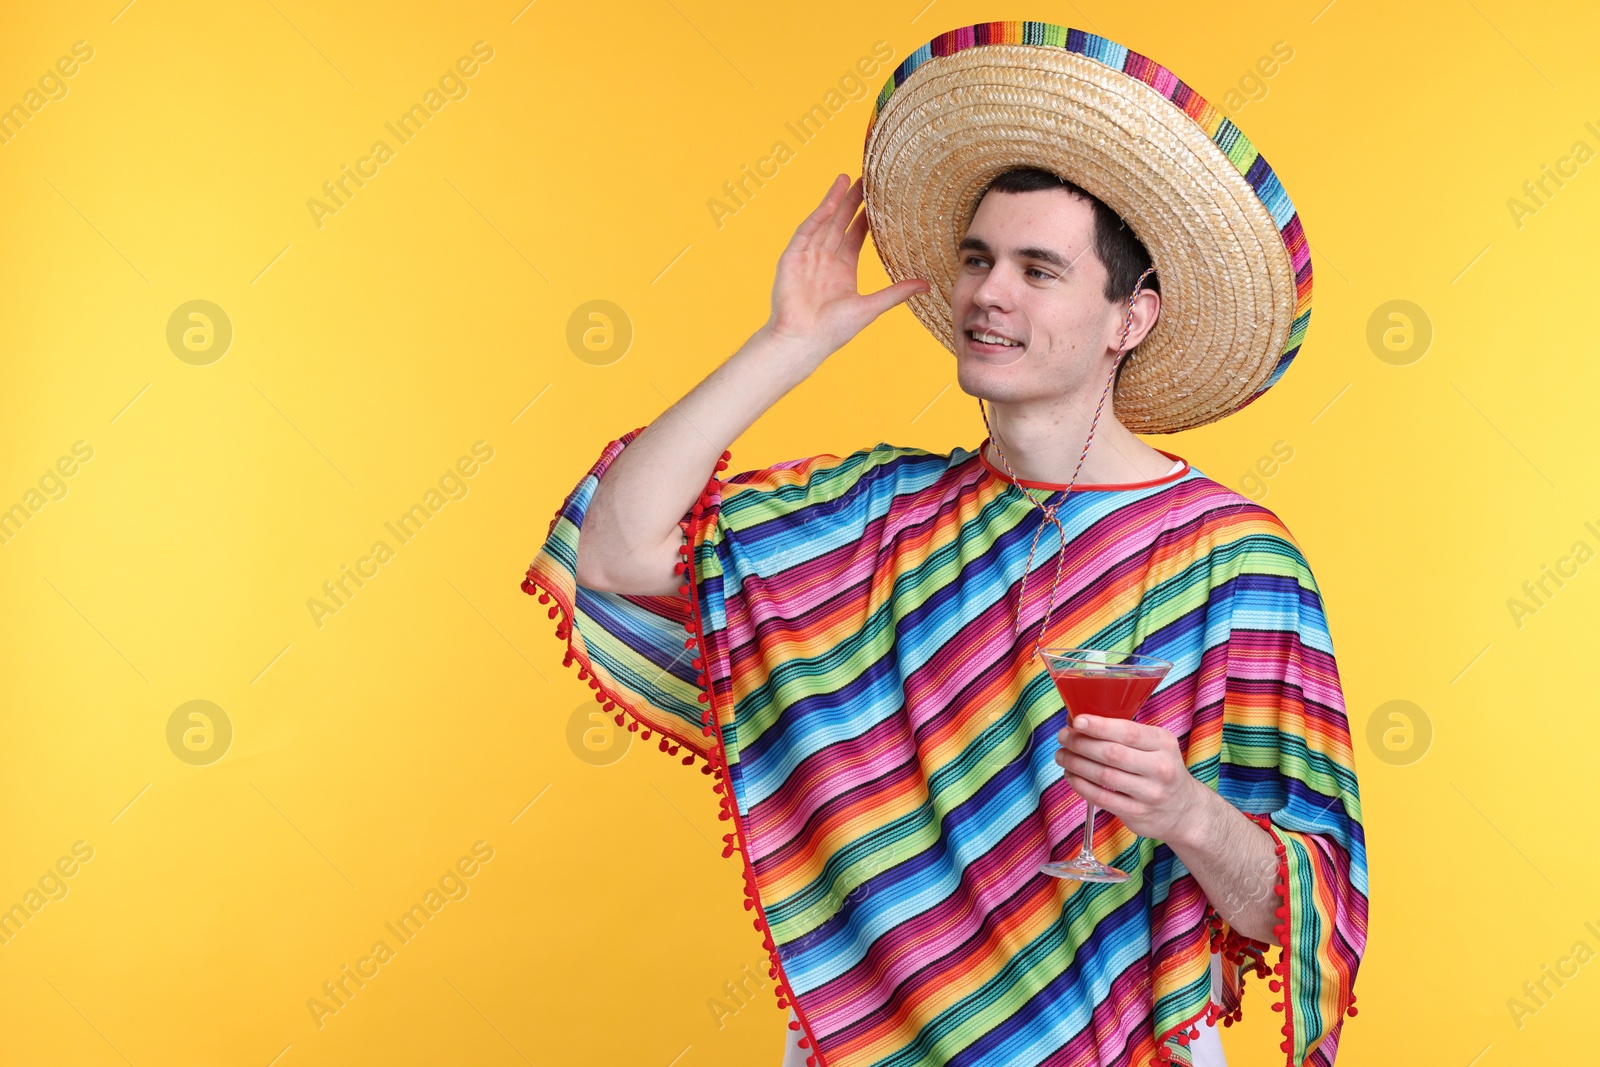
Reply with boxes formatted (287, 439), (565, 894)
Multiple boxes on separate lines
(1038, 648), (1173, 883)
(1050, 669), (1162, 722)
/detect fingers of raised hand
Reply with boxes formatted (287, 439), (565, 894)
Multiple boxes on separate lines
(839, 201), (869, 256)
(788, 174), (849, 250)
(864, 277), (929, 318)
(821, 177), (864, 255)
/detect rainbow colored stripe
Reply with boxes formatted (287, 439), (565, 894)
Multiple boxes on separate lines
(863, 22), (1313, 423)
(524, 431), (1366, 1067)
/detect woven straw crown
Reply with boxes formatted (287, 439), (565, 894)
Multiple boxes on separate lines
(861, 22), (1313, 434)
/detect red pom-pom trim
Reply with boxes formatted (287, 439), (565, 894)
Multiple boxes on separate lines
(516, 430), (717, 770)
(671, 451), (833, 1066)
(1193, 823), (1322, 1067)
(1150, 991), (1222, 1066)
(1234, 811), (1297, 1067)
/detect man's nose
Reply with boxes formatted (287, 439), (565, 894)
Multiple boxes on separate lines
(970, 263), (1020, 308)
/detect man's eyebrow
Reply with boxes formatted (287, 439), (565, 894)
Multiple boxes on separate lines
(956, 235), (1076, 272)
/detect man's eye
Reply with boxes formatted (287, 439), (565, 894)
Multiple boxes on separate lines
(960, 256), (1052, 281)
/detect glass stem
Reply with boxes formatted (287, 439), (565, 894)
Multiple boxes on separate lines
(1079, 801), (1100, 863)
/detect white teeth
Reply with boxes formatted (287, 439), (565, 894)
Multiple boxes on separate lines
(971, 330), (1021, 347)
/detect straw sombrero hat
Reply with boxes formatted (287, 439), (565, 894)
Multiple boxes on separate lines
(861, 22), (1312, 434)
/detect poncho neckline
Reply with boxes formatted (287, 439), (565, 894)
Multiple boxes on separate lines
(974, 438), (1191, 493)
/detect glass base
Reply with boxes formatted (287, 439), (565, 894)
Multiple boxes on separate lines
(1040, 856), (1130, 883)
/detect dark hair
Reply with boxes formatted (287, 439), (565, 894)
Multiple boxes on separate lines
(973, 167), (1159, 304)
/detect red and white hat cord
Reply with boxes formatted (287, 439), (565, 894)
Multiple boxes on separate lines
(978, 265), (1158, 663)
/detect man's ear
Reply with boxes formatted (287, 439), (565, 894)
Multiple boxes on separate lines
(1118, 288), (1161, 352)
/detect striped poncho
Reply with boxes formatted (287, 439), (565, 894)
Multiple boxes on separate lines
(522, 429), (1367, 1067)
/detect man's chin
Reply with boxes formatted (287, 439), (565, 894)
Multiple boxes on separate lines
(955, 354), (1032, 402)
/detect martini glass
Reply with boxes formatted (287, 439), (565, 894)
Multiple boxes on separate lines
(1038, 647), (1173, 882)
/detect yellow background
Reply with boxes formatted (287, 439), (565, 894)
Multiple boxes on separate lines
(1, 0), (1594, 1064)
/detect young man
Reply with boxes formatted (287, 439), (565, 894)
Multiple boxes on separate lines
(524, 24), (1366, 1067)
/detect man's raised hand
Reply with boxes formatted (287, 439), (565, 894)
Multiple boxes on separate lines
(576, 179), (928, 597)
(765, 174), (930, 357)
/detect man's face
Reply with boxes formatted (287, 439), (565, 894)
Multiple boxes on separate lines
(950, 188), (1143, 403)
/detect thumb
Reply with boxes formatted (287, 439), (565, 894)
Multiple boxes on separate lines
(863, 278), (930, 317)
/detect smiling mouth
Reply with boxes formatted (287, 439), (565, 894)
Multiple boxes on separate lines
(965, 329), (1025, 354)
